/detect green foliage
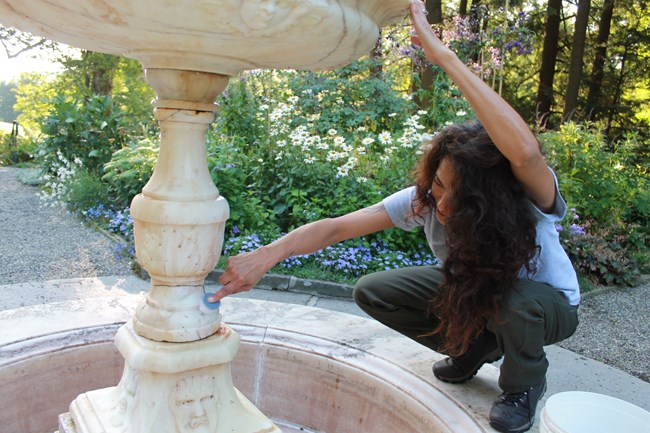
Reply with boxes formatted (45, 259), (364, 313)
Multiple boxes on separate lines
(210, 70), (448, 238)
(560, 227), (642, 287)
(0, 121), (35, 165)
(542, 123), (649, 285)
(102, 137), (159, 209)
(63, 168), (111, 212)
(111, 58), (156, 134)
(540, 122), (649, 228)
(0, 81), (18, 122)
(38, 94), (129, 175)
(13, 73), (59, 134)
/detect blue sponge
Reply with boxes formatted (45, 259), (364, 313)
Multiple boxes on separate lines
(199, 292), (221, 314)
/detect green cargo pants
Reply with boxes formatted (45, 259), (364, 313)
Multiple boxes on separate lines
(353, 266), (579, 393)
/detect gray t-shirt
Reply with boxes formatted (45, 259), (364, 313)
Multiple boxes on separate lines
(383, 169), (580, 305)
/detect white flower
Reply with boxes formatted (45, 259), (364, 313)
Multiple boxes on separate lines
(337, 166), (350, 177)
(333, 136), (345, 146)
(445, 121), (454, 126)
(362, 137), (375, 146)
(356, 176), (368, 183)
(288, 96), (299, 104)
(417, 110), (428, 115)
(327, 129), (338, 136)
(304, 156), (316, 164)
(456, 110), (467, 117)
(276, 140), (287, 147)
(378, 131), (392, 145)
(357, 126), (367, 132)
(388, 113), (397, 118)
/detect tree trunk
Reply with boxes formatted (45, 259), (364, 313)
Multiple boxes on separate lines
(459, 0), (468, 16)
(536, 0), (563, 129)
(414, 0), (443, 112)
(81, 51), (120, 96)
(370, 30), (383, 78)
(606, 41), (630, 138)
(586, 0), (614, 120)
(469, 0), (483, 34)
(562, 0), (592, 122)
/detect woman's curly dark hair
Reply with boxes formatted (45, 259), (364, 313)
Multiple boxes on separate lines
(413, 121), (540, 356)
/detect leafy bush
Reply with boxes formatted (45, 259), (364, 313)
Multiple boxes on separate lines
(540, 122), (649, 228)
(0, 122), (36, 165)
(541, 123), (648, 285)
(210, 85), (444, 238)
(64, 168), (111, 212)
(102, 137), (159, 208)
(38, 94), (129, 175)
(556, 209), (641, 287)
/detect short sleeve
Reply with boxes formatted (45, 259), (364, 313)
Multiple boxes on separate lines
(382, 186), (425, 231)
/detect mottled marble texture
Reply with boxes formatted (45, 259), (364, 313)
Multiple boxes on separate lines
(0, 297), (488, 433)
(0, 2), (411, 432)
(0, 0), (409, 74)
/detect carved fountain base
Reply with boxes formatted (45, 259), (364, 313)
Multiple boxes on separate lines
(61, 321), (280, 433)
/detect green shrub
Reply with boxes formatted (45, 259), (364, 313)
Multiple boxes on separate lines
(38, 94), (129, 175)
(540, 122), (649, 228)
(0, 123), (36, 165)
(102, 137), (159, 209)
(64, 168), (111, 212)
(542, 123), (649, 285)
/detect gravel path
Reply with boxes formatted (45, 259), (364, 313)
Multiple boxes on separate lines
(0, 166), (134, 284)
(1, 166), (648, 382)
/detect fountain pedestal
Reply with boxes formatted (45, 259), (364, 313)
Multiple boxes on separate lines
(64, 322), (279, 433)
(0, 1), (409, 432)
(60, 69), (279, 433)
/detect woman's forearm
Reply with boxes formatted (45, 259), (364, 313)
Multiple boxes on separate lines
(437, 51), (540, 167)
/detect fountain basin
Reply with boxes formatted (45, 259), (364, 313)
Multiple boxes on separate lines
(0, 295), (497, 433)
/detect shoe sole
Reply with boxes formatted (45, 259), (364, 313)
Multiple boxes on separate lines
(488, 380), (548, 433)
(434, 350), (503, 384)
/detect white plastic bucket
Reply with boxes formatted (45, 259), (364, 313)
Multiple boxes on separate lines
(540, 391), (650, 433)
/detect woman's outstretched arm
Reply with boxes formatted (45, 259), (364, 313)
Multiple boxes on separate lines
(210, 203), (395, 302)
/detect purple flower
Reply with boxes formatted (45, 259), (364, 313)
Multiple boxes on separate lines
(569, 224), (586, 236)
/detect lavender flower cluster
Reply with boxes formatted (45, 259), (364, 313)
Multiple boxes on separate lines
(83, 204), (135, 259)
(223, 232), (440, 278)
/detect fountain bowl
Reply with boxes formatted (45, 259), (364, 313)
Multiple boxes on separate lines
(0, 0), (409, 75)
(0, 295), (494, 433)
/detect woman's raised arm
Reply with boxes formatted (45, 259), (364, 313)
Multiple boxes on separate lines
(410, 0), (556, 212)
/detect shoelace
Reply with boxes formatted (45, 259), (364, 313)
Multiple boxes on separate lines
(498, 390), (528, 408)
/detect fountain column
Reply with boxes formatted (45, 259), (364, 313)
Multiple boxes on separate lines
(62, 69), (281, 433)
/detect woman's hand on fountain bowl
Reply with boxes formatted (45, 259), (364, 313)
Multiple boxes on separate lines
(210, 249), (274, 302)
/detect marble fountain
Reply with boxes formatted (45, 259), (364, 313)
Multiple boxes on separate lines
(0, 1), (500, 432)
